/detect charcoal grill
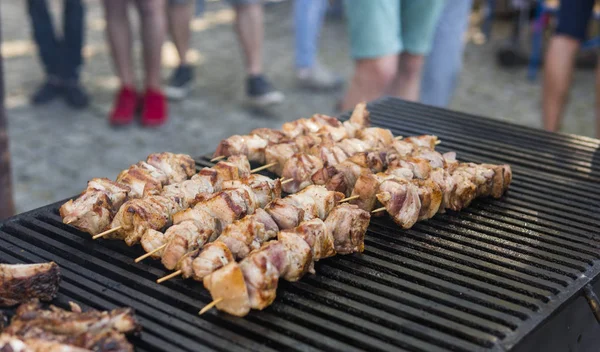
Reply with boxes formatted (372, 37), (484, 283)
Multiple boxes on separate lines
(1, 97), (599, 352)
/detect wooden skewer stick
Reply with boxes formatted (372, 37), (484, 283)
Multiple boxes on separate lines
(135, 244), (166, 263)
(199, 298), (223, 315)
(92, 226), (122, 240)
(251, 162), (277, 173)
(435, 140), (441, 145)
(394, 136), (403, 140)
(157, 270), (182, 283)
(281, 178), (293, 185)
(339, 195), (359, 203)
(210, 156), (226, 162)
(371, 207), (386, 214)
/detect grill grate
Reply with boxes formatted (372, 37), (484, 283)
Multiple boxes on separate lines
(1, 97), (599, 351)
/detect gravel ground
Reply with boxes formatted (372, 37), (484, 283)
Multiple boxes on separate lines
(2, 0), (597, 213)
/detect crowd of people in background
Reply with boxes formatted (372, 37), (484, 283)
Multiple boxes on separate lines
(24, 0), (600, 138)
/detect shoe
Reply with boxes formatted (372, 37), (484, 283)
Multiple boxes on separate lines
(246, 75), (285, 107)
(109, 86), (138, 126)
(63, 82), (90, 109)
(296, 63), (344, 91)
(31, 79), (62, 105)
(141, 88), (167, 127)
(165, 65), (195, 100)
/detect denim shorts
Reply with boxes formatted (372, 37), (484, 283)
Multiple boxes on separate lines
(555, 0), (594, 42)
(343, 0), (446, 59)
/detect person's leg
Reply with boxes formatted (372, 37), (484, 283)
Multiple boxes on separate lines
(542, 0), (593, 133)
(340, 0), (400, 110)
(420, 0), (473, 107)
(388, 0), (445, 102)
(230, 0), (284, 106)
(135, 0), (168, 125)
(103, 0), (138, 125)
(62, 0), (89, 108)
(103, 0), (135, 88)
(294, 0), (342, 89)
(26, 0), (62, 104)
(165, 0), (195, 100)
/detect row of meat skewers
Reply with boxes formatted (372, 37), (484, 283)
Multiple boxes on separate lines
(59, 103), (512, 317)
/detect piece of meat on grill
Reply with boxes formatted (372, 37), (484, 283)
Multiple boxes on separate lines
(59, 190), (112, 235)
(281, 153), (324, 193)
(85, 178), (130, 210)
(324, 204), (370, 254)
(249, 128), (289, 145)
(403, 135), (438, 150)
(0, 263), (60, 307)
(203, 261), (250, 317)
(213, 134), (269, 164)
(376, 178), (421, 229)
(146, 152), (196, 184)
(223, 175), (281, 209)
(265, 198), (305, 230)
(0, 335), (90, 352)
(116, 163), (164, 198)
(264, 143), (300, 175)
(356, 127), (394, 149)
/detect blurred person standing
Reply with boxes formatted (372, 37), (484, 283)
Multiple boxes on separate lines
(542, 0), (600, 137)
(165, 0), (195, 100)
(103, 0), (168, 127)
(420, 0), (473, 107)
(340, 0), (445, 110)
(294, 0), (343, 90)
(26, 0), (89, 108)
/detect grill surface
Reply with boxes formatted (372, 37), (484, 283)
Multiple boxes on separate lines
(1, 97), (599, 351)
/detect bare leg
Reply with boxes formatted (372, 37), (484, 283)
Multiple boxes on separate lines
(340, 54), (397, 111)
(102, 0), (134, 87)
(233, 3), (263, 76)
(387, 52), (425, 102)
(168, 1), (193, 66)
(542, 35), (579, 133)
(134, 0), (167, 90)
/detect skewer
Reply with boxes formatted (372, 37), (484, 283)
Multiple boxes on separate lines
(199, 298), (223, 315)
(92, 227), (121, 239)
(372, 207), (385, 214)
(394, 136), (403, 140)
(210, 156), (226, 162)
(157, 270), (182, 283)
(134, 244), (167, 263)
(339, 195), (359, 203)
(250, 162), (277, 173)
(281, 178), (293, 185)
(435, 140), (441, 145)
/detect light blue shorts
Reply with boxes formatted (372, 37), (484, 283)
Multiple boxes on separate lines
(343, 0), (446, 59)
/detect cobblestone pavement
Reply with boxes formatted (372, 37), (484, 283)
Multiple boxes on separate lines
(3, 1), (597, 213)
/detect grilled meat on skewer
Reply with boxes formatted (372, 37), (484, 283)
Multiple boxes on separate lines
(0, 263), (60, 307)
(177, 185), (343, 281)
(0, 335), (90, 352)
(203, 203), (370, 317)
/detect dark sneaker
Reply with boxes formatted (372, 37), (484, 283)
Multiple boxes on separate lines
(246, 75), (284, 107)
(31, 80), (63, 105)
(63, 83), (90, 109)
(165, 65), (194, 100)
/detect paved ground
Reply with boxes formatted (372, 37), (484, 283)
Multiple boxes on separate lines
(3, 1), (598, 213)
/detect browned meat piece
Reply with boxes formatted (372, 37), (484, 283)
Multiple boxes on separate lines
(348, 102), (370, 128)
(387, 140), (416, 159)
(292, 219), (336, 265)
(377, 179), (421, 228)
(265, 199), (305, 229)
(86, 178), (130, 210)
(116, 164), (163, 198)
(415, 149), (445, 170)
(223, 175), (281, 209)
(203, 262), (251, 317)
(414, 179), (443, 220)
(310, 143), (348, 167)
(325, 161), (369, 196)
(323, 204), (370, 254)
(146, 152), (195, 184)
(240, 241), (288, 310)
(393, 158), (432, 179)
(140, 229), (168, 258)
(404, 135), (438, 150)
(448, 168), (478, 211)
(281, 153), (324, 193)
(202, 190), (249, 227)
(350, 173), (395, 213)
(278, 231), (312, 281)
(213, 135), (268, 163)
(250, 128), (289, 144)
(0, 263), (60, 307)
(430, 168), (456, 213)
(192, 242), (234, 280)
(281, 195), (319, 221)
(161, 221), (212, 270)
(213, 157), (251, 183)
(217, 209), (279, 261)
(481, 163), (512, 198)
(264, 143), (299, 175)
(60, 191), (112, 235)
(294, 185), (343, 219)
(356, 127), (394, 149)
(0, 335), (90, 352)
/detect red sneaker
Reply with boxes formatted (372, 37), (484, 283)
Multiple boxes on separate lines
(109, 86), (138, 126)
(141, 88), (167, 127)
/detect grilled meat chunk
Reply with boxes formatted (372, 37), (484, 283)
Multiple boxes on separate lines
(60, 191), (112, 235)
(376, 179), (421, 228)
(281, 154), (324, 194)
(146, 152), (196, 184)
(213, 135), (269, 164)
(324, 204), (370, 254)
(0, 335), (89, 352)
(0, 263), (60, 307)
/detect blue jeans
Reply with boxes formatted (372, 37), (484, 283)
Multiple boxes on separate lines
(420, 0), (473, 107)
(27, 0), (85, 81)
(294, 0), (328, 69)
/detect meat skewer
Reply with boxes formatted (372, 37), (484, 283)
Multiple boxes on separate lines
(201, 203), (371, 316)
(211, 102), (371, 163)
(61, 152), (196, 236)
(155, 185), (345, 282)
